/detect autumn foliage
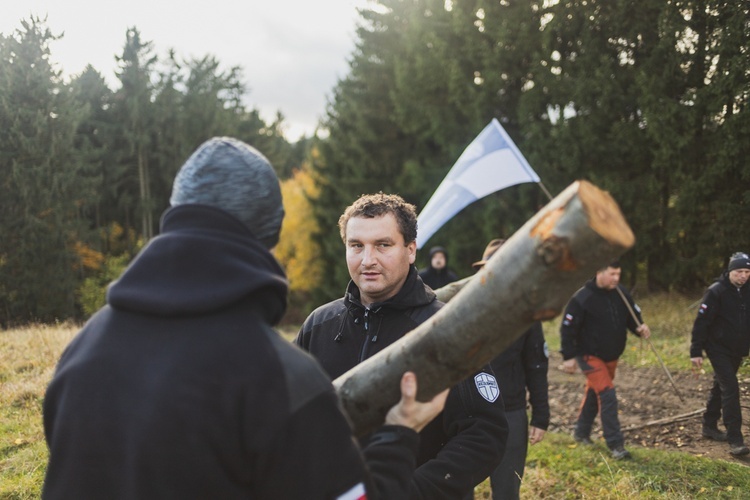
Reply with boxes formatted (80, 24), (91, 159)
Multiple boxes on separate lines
(274, 164), (323, 293)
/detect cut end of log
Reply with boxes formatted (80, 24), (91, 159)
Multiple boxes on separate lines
(577, 180), (635, 249)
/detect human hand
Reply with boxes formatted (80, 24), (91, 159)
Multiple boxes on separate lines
(561, 358), (577, 374)
(637, 323), (651, 339)
(529, 426), (546, 445)
(385, 372), (449, 433)
(691, 357), (703, 370)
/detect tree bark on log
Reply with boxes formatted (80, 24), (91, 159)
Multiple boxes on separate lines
(334, 180), (636, 437)
(433, 275), (472, 303)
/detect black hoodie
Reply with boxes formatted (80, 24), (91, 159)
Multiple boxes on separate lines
(296, 266), (508, 500)
(690, 273), (750, 358)
(43, 205), (419, 500)
(418, 246), (459, 290)
(560, 279), (644, 362)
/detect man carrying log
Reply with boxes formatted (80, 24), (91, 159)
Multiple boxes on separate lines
(295, 193), (508, 500)
(690, 252), (750, 457)
(560, 260), (651, 460)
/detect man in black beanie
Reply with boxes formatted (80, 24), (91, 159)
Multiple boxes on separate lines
(42, 137), (447, 499)
(690, 251), (750, 457)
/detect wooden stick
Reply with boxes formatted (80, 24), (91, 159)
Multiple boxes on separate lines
(334, 180), (636, 437)
(614, 287), (685, 403)
(621, 408), (704, 432)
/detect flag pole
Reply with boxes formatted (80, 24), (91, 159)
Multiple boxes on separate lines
(538, 181), (554, 201)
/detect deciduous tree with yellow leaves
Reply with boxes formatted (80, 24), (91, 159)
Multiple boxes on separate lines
(274, 162), (323, 295)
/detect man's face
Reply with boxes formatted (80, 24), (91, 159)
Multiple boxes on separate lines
(595, 266), (621, 290)
(729, 268), (750, 288)
(345, 213), (416, 307)
(431, 252), (446, 270)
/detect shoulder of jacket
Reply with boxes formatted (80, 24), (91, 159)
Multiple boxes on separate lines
(404, 299), (442, 325)
(572, 285), (593, 305)
(708, 280), (726, 295)
(271, 335), (335, 412)
(303, 299), (347, 329)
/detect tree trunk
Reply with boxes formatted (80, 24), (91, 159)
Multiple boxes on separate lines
(334, 180), (636, 437)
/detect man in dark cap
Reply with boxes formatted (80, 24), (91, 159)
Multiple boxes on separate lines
(42, 137), (447, 499)
(418, 246), (459, 290)
(690, 252), (750, 457)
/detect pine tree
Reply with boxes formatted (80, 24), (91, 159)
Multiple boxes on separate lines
(0, 18), (87, 324)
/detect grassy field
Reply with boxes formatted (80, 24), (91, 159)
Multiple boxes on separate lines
(2, 293), (749, 498)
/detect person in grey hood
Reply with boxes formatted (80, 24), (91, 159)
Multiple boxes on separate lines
(42, 137), (447, 500)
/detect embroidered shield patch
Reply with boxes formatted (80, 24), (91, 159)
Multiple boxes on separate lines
(474, 372), (500, 403)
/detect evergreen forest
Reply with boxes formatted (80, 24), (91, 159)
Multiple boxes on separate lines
(1, 1), (748, 326)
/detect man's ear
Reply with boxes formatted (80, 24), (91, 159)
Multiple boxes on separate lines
(407, 241), (417, 264)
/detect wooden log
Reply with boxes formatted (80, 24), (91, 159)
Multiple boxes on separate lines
(433, 275), (472, 303)
(334, 180), (635, 437)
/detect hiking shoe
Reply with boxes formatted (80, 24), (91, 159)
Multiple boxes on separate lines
(702, 426), (728, 441)
(611, 446), (632, 460)
(573, 433), (594, 446)
(729, 444), (750, 457)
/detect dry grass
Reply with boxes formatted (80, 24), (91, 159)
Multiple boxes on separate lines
(1, 322), (78, 498)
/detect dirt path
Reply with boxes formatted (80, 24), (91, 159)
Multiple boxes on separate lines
(546, 351), (750, 465)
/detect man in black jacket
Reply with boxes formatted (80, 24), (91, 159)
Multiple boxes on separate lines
(42, 138), (447, 500)
(472, 239), (550, 500)
(296, 193), (508, 500)
(418, 246), (459, 290)
(690, 252), (750, 457)
(560, 261), (650, 460)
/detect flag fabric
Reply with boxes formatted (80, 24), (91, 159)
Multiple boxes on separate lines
(416, 118), (541, 249)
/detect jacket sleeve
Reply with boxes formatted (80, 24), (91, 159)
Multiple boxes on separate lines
(690, 287), (719, 358)
(560, 297), (584, 360)
(256, 388), (419, 500)
(408, 369), (507, 500)
(522, 323), (550, 430)
(361, 425), (421, 500)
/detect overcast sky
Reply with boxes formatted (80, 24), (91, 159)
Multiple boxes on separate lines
(3, 0), (369, 140)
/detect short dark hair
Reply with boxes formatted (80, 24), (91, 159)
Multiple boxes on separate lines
(338, 192), (418, 244)
(598, 259), (621, 272)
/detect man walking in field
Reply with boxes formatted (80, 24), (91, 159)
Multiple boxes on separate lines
(42, 137), (447, 499)
(560, 260), (651, 460)
(690, 252), (750, 457)
(296, 192), (508, 499)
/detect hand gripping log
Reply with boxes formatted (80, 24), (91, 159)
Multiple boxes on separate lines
(334, 180), (636, 437)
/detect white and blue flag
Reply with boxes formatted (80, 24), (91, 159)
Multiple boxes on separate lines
(417, 118), (541, 249)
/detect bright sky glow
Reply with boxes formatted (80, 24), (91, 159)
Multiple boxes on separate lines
(2, 0), (368, 140)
